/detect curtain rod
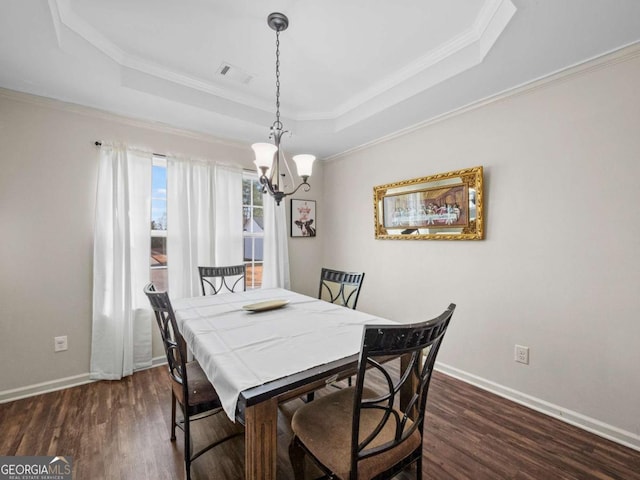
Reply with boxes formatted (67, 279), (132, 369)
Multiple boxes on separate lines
(94, 141), (166, 158)
(94, 142), (248, 171)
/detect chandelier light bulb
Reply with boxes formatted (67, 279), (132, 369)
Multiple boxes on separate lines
(252, 142), (277, 171)
(292, 154), (315, 178)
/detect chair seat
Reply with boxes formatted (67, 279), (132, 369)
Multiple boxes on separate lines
(292, 387), (421, 480)
(171, 361), (221, 409)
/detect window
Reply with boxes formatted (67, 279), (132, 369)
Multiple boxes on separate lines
(150, 157), (167, 290)
(243, 172), (264, 289)
(150, 161), (255, 291)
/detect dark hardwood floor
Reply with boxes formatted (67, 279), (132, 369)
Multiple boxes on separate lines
(1, 366), (638, 479)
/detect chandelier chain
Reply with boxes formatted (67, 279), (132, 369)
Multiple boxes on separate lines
(274, 29), (282, 131)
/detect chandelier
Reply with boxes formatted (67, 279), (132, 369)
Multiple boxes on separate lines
(252, 12), (315, 206)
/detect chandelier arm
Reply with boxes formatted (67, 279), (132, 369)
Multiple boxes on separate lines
(258, 171), (309, 197)
(280, 179), (311, 197)
(258, 173), (277, 197)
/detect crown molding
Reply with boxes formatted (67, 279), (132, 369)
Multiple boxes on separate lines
(326, 41), (640, 162)
(316, 0), (515, 125)
(0, 87), (249, 150)
(47, 0), (273, 114)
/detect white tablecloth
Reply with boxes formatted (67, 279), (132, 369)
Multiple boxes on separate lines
(172, 288), (395, 420)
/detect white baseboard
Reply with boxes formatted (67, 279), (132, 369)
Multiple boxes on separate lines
(0, 356), (167, 404)
(435, 362), (640, 452)
(0, 373), (93, 404)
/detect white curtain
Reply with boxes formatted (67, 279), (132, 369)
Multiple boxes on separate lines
(261, 196), (290, 289)
(167, 157), (243, 299)
(90, 144), (153, 380)
(213, 165), (244, 265)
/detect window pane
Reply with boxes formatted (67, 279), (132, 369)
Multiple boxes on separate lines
(242, 172), (265, 290)
(243, 237), (253, 262)
(245, 207), (264, 234)
(243, 206), (252, 232)
(152, 165), (167, 231)
(246, 262), (263, 289)
(242, 237), (264, 262)
(254, 237), (264, 261)
(243, 178), (252, 205)
(151, 160), (168, 291)
(252, 207), (264, 231)
(151, 236), (167, 267)
(252, 181), (263, 206)
(151, 267), (168, 291)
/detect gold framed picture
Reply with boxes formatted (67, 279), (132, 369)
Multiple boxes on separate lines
(373, 166), (484, 240)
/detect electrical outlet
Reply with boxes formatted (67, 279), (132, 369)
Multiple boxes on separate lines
(515, 344), (529, 364)
(54, 335), (68, 352)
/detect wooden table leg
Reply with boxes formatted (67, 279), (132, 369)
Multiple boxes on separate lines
(244, 397), (278, 480)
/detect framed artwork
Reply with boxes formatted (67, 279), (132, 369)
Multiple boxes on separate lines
(290, 199), (317, 237)
(373, 166), (484, 240)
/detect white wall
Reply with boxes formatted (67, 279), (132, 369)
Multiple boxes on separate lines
(0, 90), (323, 396)
(320, 47), (640, 448)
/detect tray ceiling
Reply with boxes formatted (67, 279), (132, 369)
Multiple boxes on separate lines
(1, 0), (639, 158)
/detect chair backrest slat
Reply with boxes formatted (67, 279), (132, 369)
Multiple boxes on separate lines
(318, 267), (365, 309)
(199, 265), (246, 295)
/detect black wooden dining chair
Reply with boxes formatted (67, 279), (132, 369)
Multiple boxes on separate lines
(144, 283), (243, 480)
(198, 264), (246, 295)
(289, 304), (456, 480)
(318, 268), (365, 310)
(311, 267), (366, 399)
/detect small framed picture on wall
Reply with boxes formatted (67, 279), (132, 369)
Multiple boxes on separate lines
(290, 199), (316, 237)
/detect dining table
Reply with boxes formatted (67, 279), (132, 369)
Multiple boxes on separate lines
(171, 287), (406, 480)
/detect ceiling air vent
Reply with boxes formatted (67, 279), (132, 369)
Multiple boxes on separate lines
(216, 62), (253, 84)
